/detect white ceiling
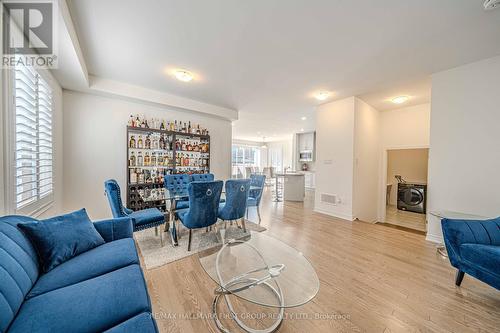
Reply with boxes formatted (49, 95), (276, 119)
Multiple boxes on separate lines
(67, 0), (500, 141)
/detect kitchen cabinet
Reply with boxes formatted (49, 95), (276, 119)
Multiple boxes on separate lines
(298, 132), (315, 151)
(303, 172), (316, 189)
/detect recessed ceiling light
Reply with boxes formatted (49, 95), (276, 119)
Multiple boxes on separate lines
(174, 69), (194, 82)
(315, 91), (331, 101)
(300, 128), (304, 132)
(257, 131), (261, 135)
(392, 96), (409, 104)
(301, 116), (307, 120)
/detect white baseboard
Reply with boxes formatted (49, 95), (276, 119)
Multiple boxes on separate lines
(425, 233), (443, 244)
(313, 207), (354, 221)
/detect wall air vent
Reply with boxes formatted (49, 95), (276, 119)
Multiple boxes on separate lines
(320, 193), (337, 205)
(484, 0), (500, 10)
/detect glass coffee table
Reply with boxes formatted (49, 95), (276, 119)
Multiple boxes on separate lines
(198, 231), (319, 333)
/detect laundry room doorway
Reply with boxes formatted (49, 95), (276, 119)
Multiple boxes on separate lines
(380, 147), (429, 233)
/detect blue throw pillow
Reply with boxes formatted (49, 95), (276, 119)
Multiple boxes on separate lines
(18, 208), (105, 273)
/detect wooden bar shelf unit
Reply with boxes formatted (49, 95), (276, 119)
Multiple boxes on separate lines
(126, 126), (210, 212)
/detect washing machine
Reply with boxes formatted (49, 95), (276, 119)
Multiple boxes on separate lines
(397, 183), (427, 214)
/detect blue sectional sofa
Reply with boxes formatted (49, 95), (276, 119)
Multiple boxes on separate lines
(441, 217), (500, 290)
(0, 215), (158, 333)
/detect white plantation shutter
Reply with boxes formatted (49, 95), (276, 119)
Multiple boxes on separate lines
(14, 64), (53, 210)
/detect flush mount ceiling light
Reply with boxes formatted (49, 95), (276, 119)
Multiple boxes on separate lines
(301, 116), (307, 120)
(391, 96), (409, 104)
(174, 69), (194, 82)
(315, 91), (331, 101)
(300, 128), (304, 132)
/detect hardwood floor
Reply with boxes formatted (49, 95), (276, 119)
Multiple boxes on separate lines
(384, 205), (427, 233)
(141, 189), (500, 333)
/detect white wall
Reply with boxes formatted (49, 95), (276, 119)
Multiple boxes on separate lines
(427, 55), (500, 243)
(315, 97), (355, 220)
(62, 90), (232, 220)
(378, 103), (430, 221)
(353, 98), (380, 222)
(380, 104), (431, 149)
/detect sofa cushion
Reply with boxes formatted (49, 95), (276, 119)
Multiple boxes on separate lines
(8, 264), (151, 333)
(0, 215), (40, 333)
(18, 209), (105, 272)
(460, 244), (500, 275)
(103, 312), (158, 333)
(27, 238), (139, 299)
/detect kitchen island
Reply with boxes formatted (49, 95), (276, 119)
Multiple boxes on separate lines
(275, 173), (305, 202)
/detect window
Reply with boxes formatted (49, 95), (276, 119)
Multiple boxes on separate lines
(231, 145), (261, 178)
(12, 63), (53, 211)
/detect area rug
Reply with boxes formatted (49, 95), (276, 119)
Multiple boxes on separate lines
(135, 221), (266, 269)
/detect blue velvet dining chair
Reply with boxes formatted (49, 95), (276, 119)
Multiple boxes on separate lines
(247, 174), (266, 224)
(177, 181), (223, 251)
(218, 179), (251, 232)
(164, 174), (191, 210)
(191, 173), (214, 182)
(104, 179), (166, 244)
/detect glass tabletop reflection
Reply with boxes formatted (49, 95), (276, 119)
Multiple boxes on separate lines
(139, 186), (262, 203)
(198, 231), (319, 308)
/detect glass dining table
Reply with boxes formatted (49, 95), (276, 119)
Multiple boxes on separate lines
(139, 185), (263, 246)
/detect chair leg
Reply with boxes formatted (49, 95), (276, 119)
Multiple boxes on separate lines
(155, 226), (158, 236)
(241, 217), (247, 233)
(187, 229), (192, 251)
(246, 208), (249, 219)
(159, 227), (164, 246)
(257, 206), (261, 224)
(455, 270), (465, 286)
(206, 227), (209, 232)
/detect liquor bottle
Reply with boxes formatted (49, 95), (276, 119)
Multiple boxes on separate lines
(129, 135), (136, 148)
(130, 169), (137, 184)
(151, 153), (157, 166)
(153, 135), (159, 150)
(158, 152), (164, 165)
(182, 140), (187, 151)
(137, 135), (143, 149)
(145, 135), (151, 149)
(144, 152), (150, 166)
(138, 170), (145, 183)
(197, 124), (201, 135)
(188, 121), (191, 134)
(174, 120), (178, 132)
(129, 152), (136, 167)
(170, 121), (174, 131)
(159, 135), (164, 150)
(160, 120), (165, 130)
(128, 115), (134, 127)
(135, 115), (141, 127)
(137, 152), (143, 166)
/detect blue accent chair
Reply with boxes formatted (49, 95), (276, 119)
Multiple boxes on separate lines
(0, 214), (158, 332)
(177, 181), (223, 251)
(218, 179), (251, 232)
(441, 217), (500, 290)
(104, 179), (166, 244)
(247, 174), (266, 224)
(164, 174), (191, 210)
(191, 173), (214, 182)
